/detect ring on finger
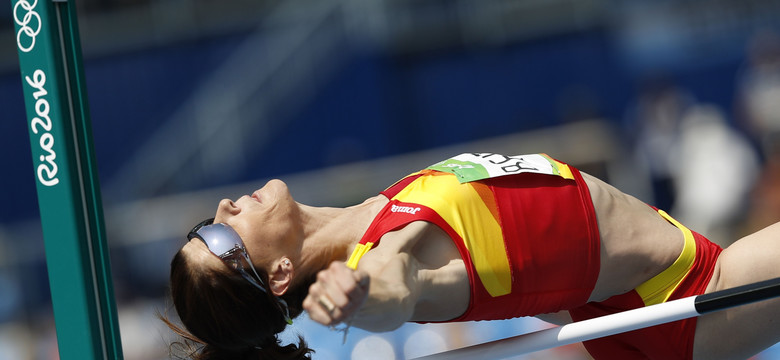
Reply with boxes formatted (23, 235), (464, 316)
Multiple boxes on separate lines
(317, 296), (336, 315)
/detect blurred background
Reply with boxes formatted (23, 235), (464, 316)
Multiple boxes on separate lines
(2, 0), (780, 358)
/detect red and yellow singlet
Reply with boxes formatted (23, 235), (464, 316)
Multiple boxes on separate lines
(345, 153), (723, 359)
(346, 153), (601, 320)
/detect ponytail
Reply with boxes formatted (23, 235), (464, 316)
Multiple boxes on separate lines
(161, 320), (312, 360)
(162, 248), (314, 360)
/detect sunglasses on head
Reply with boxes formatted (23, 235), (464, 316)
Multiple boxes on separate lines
(188, 218), (293, 325)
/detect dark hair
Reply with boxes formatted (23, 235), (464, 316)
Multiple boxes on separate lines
(161, 249), (315, 360)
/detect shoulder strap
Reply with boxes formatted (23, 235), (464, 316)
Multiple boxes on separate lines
(346, 199), (432, 269)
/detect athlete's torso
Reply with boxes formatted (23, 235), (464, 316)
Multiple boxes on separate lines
(347, 153), (685, 321)
(579, 173), (684, 302)
(349, 154), (602, 320)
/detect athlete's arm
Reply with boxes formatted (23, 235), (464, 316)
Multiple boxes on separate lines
(303, 222), (467, 331)
(356, 252), (421, 331)
(303, 253), (421, 332)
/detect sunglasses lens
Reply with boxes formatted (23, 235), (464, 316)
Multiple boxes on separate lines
(188, 218), (214, 238)
(196, 223), (244, 255)
(187, 219), (292, 323)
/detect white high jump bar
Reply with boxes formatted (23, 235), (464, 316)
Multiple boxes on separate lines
(414, 277), (780, 360)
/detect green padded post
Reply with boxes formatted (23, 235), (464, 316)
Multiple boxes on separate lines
(11, 0), (124, 358)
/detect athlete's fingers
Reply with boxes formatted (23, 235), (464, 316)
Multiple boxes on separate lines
(326, 262), (370, 309)
(304, 281), (339, 326)
(336, 261), (370, 292)
(319, 263), (348, 300)
(304, 265), (353, 325)
(304, 262), (370, 325)
(317, 295), (337, 315)
(318, 262), (369, 323)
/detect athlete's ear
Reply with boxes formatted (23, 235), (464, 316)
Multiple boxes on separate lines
(269, 257), (294, 296)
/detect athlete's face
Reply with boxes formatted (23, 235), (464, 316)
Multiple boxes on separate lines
(212, 179), (303, 269)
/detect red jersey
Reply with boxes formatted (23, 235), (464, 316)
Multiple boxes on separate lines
(346, 153), (601, 320)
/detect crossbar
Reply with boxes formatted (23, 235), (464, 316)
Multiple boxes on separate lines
(414, 277), (780, 360)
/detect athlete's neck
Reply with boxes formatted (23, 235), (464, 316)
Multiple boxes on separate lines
(294, 195), (388, 279)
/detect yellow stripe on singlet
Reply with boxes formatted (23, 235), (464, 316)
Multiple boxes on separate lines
(346, 242), (374, 270)
(635, 210), (697, 306)
(393, 174), (512, 297)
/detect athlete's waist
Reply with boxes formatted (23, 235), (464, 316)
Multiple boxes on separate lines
(634, 209), (697, 306)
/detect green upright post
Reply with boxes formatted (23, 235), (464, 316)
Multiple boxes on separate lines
(11, 0), (123, 358)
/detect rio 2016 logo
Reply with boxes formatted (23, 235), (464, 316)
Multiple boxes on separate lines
(13, 0), (59, 186)
(26, 69), (59, 187)
(14, 0), (41, 53)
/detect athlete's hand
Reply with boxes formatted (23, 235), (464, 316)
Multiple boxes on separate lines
(303, 261), (370, 326)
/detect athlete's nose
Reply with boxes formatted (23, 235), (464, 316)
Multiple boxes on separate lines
(214, 198), (240, 224)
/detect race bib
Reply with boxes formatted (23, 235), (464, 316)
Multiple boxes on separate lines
(427, 153), (574, 183)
